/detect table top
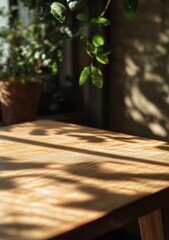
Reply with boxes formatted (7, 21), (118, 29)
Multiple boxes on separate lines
(0, 120), (169, 240)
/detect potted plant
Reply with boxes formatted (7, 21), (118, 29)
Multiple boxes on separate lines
(0, 7), (72, 125)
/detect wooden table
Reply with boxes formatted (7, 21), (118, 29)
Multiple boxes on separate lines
(0, 120), (169, 240)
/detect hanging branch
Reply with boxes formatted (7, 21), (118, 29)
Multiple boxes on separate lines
(100, 0), (112, 17)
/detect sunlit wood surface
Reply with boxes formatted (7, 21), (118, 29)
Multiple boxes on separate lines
(0, 120), (169, 240)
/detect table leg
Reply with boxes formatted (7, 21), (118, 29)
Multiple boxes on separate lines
(138, 206), (169, 240)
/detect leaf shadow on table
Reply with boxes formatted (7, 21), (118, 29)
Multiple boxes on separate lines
(0, 156), (49, 190)
(0, 176), (17, 190)
(156, 143), (169, 152)
(0, 129), (168, 240)
(0, 132), (169, 193)
(1, 119), (168, 146)
(19, 121), (147, 144)
(0, 156), (48, 171)
(58, 161), (169, 210)
(56, 160), (168, 240)
(0, 223), (43, 240)
(0, 134), (169, 168)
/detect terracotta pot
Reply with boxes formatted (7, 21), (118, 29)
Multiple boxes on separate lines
(0, 81), (42, 125)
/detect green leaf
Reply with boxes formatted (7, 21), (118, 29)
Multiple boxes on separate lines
(92, 35), (104, 47)
(87, 43), (111, 57)
(86, 43), (95, 57)
(76, 13), (89, 21)
(121, 0), (138, 21)
(91, 66), (103, 88)
(50, 2), (67, 23)
(94, 45), (111, 56)
(91, 17), (110, 26)
(66, 0), (82, 11)
(79, 66), (91, 86)
(96, 55), (109, 65)
(37, 5), (45, 20)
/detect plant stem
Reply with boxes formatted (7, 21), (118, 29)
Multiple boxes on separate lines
(100, 0), (112, 17)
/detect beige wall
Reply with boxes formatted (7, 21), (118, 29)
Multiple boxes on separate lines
(105, 0), (169, 141)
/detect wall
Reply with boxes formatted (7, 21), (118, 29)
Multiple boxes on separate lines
(103, 0), (169, 141)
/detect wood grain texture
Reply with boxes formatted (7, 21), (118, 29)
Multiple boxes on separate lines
(139, 205), (169, 240)
(160, 205), (169, 240)
(139, 209), (164, 240)
(0, 120), (169, 240)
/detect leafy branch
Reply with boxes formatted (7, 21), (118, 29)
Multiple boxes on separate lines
(18, 0), (165, 87)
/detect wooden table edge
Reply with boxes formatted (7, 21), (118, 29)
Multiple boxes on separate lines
(47, 187), (169, 240)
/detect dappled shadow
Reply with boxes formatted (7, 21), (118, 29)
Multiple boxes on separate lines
(67, 133), (105, 143)
(156, 142), (169, 151)
(0, 133), (169, 168)
(0, 158), (48, 171)
(107, 0), (169, 141)
(1, 119), (158, 145)
(0, 223), (44, 240)
(0, 176), (17, 189)
(60, 183), (131, 211)
(53, 124), (150, 144)
(124, 10), (169, 141)
(30, 128), (48, 136)
(103, 134), (145, 143)
(64, 161), (169, 183)
(0, 156), (49, 190)
(0, 121), (169, 239)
